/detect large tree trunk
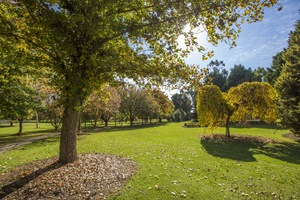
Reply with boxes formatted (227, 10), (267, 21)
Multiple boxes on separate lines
(77, 109), (82, 133)
(59, 105), (80, 164)
(17, 118), (23, 135)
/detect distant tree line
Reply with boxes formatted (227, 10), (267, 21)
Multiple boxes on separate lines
(0, 81), (174, 134)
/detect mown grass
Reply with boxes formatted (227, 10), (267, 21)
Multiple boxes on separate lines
(0, 122), (299, 199)
(0, 123), (57, 145)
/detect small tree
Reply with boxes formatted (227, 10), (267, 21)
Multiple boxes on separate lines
(45, 95), (64, 132)
(99, 86), (121, 127)
(228, 82), (278, 124)
(0, 81), (42, 134)
(138, 92), (159, 124)
(197, 82), (278, 137)
(197, 85), (234, 137)
(84, 89), (108, 129)
(119, 86), (149, 126)
(152, 89), (174, 122)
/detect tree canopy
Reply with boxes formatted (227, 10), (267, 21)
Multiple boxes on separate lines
(265, 51), (286, 85)
(197, 82), (278, 137)
(228, 82), (278, 124)
(0, 80), (42, 134)
(171, 93), (192, 121)
(0, 0), (279, 163)
(206, 60), (228, 91)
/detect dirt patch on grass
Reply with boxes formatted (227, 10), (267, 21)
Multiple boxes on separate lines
(200, 134), (276, 144)
(0, 154), (137, 199)
(282, 133), (300, 142)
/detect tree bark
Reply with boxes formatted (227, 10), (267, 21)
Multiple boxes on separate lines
(225, 115), (230, 138)
(130, 118), (133, 126)
(104, 120), (108, 127)
(225, 108), (234, 138)
(77, 109), (81, 133)
(35, 110), (39, 128)
(59, 105), (79, 164)
(17, 118), (23, 135)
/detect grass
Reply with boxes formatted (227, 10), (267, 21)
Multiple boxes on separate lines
(0, 122), (300, 199)
(0, 123), (57, 145)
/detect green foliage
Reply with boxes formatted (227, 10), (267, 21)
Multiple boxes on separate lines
(99, 86), (121, 127)
(206, 60), (228, 91)
(119, 86), (150, 126)
(172, 109), (186, 122)
(226, 64), (254, 90)
(0, 81), (42, 134)
(171, 93), (192, 121)
(83, 87), (108, 128)
(275, 20), (300, 135)
(0, 0), (280, 162)
(45, 95), (63, 131)
(266, 51), (286, 85)
(151, 89), (173, 121)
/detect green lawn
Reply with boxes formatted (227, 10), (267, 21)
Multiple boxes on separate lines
(0, 123), (56, 145)
(0, 122), (299, 199)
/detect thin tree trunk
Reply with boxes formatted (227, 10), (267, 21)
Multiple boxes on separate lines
(35, 110), (39, 128)
(59, 105), (79, 164)
(94, 118), (97, 129)
(225, 115), (230, 138)
(10, 121), (13, 126)
(130, 119), (133, 126)
(225, 109), (234, 138)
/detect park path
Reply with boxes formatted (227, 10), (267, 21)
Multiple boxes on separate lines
(0, 132), (60, 154)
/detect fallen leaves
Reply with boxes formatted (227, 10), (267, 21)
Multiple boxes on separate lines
(0, 154), (137, 199)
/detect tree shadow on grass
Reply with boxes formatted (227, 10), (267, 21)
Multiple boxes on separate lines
(0, 161), (62, 199)
(252, 142), (300, 164)
(200, 135), (300, 164)
(200, 137), (260, 162)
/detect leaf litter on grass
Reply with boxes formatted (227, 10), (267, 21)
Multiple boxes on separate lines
(0, 154), (137, 199)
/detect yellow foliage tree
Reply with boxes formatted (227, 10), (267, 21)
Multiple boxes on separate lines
(228, 82), (278, 124)
(197, 82), (278, 137)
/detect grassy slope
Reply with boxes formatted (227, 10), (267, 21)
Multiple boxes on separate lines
(0, 122), (299, 199)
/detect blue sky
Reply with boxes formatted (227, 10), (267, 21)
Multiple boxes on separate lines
(184, 0), (300, 71)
